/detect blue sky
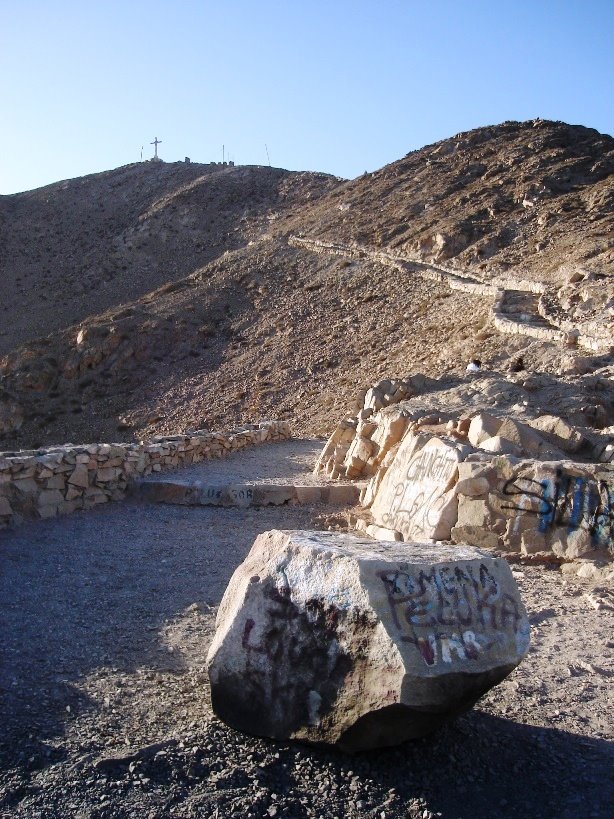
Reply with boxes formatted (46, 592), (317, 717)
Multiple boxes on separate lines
(1, 0), (612, 193)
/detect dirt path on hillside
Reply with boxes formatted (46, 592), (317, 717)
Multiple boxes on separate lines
(0, 441), (612, 819)
(141, 438), (327, 485)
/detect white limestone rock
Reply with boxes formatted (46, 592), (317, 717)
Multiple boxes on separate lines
(467, 412), (502, 447)
(479, 435), (522, 456)
(526, 415), (587, 454)
(207, 530), (530, 752)
(370, 408), (409, 462)
(370, 434), (468, 541)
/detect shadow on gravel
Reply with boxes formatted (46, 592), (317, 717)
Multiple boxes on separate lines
(31, 711), (609, 819)
(202, 710), (613, 819)
(364, 710), (614, 818)
(0, 500), (323, 776)
(218, 711), (614, 819)
(0, 503), (322, 770)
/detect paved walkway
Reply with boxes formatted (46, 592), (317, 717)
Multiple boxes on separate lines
(136, 438), (361, 508)
(141, 438), (327, 485)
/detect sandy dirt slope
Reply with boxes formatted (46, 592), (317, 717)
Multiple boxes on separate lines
(7, 237), (607, 452)
(0, 162), (339, 355)
(1, 119), (612, 452)
(285, 119), (614, 283)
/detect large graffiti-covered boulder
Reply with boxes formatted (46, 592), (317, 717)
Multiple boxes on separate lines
(207, 530), (530, 752)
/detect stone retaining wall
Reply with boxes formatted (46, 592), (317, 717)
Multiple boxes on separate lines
(0, 421), (291, 529)
(491, 313), (567, 343)
(537, 293), (613, 353)
(289, 236), (496, 292)
(290, 236), (607, 351)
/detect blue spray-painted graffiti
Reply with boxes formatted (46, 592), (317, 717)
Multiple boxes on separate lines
(502, 469), (613, 549)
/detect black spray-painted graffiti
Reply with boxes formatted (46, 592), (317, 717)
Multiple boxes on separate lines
(230, 487), (253, 502)
(204, 487), (222, 500)
(378, 564), (524, 667)
(242, 586), (340, 662)
(240, 583), (352, 733)
(502, 469), (614, 548)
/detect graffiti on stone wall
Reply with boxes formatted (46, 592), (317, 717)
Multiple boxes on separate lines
(377, 563), (528, 667)
(501, 469), (614, 549)
(380, 445), (459, 538)
(405, 446), (459, 484)
(382, 485), (449, 537)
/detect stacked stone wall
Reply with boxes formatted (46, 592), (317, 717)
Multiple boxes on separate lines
(0, 421), (291, 529)
(290, 236), (608, 351)
(537, 292), (613, 354)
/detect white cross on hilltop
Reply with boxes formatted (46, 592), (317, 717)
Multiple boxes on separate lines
(150, 137), (162, 160)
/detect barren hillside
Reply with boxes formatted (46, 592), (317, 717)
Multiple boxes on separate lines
(285, 119), (614, 282)
(0, 161), (339, 354)
(0, 119), (612, 450)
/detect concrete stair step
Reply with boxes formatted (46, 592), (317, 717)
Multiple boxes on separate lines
(131, 480), (361, 508)
(500, 311), (552, 327)
(500, 291), (557, 330)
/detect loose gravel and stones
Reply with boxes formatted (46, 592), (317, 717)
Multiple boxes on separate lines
(0, 443), (612, 818)
(141, 439), (326, 486)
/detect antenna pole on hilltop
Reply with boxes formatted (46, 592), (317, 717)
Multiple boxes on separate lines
(265, 144), (271, 166)
(223, 144), (225, 163)
(140, 146), (143, 161)
(150, 137), (162, 159)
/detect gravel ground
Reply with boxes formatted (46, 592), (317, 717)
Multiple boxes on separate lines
(0, 442), (613, 819)
(141, 439), (329, 486)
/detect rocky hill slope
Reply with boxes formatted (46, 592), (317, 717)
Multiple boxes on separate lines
(287, 119), (614, 283)
(0, 161), (339, 354)
(0, 120), (612, 450)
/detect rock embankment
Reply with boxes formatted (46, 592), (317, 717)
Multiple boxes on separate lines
(316, 374), (614, 575)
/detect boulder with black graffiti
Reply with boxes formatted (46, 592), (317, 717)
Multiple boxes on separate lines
(206, 529), (530, 751)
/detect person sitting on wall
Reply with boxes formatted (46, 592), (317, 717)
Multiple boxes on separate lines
(466, 359), (482, 373)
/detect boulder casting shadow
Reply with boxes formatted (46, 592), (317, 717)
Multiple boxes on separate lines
(207, 530), (530, 751)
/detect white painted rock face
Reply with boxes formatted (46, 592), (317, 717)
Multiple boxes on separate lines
(207, 530), (530, 752)
(370, 434), (468, 541)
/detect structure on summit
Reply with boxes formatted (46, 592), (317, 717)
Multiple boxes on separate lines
(150, 136), (162, 161)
